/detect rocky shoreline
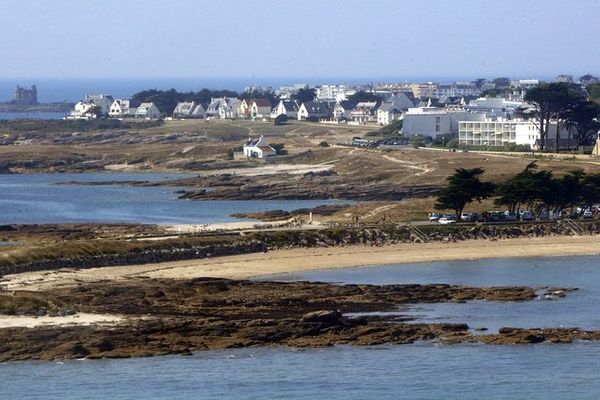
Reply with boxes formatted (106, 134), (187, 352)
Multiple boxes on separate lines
(0, 278), (586, 361)
(2, 221), (599, 278)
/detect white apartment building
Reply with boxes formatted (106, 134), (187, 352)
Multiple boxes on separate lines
(315, 85), (347, 101)
(402, 107), (486, 138)
(435, 82), (481, 98)
(459, 119), (572, 149)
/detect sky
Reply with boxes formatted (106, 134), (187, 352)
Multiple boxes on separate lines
(1, 0), (599, 81)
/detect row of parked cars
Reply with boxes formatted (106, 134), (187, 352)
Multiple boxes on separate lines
(429, 207), (599, 224)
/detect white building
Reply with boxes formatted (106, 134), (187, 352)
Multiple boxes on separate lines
(109, 99), (135, 118)
(376, 93), (415, 125)
(435, 82), (481, 98)
(243, 135), (277, 158)
(402, 107), (486, 138)
(250, 99), (272, 119)
(459, 118), (573, 149)
(510, 79), (540, 89)
(466, 97), (524, 118)
(68, 94), (114, 119)
(134, 102), (161, 119)
(315, 85), (347, 101)
(298, 101), (332, 120)
(273, 100), (299, 119)
(172, 101), (197, 118)
(191, 103), (208, 119)
(350, 101), (380, 124)
(205, 97), (242, 119)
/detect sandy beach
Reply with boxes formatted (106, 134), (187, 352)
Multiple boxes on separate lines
(3, 235), (600, 292)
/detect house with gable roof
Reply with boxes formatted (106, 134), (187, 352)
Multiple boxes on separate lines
(333, 100), (357, 121)
(250, 98), (272, 119)
(134, 102), (161, 120)
(297, 101), (332, 121)
(350, 101), (381, 124)
(376, 93), (415, 125)
(243, 135), (277, 158)
(173, 101), (197, 119)
(272, 99), (299, 119)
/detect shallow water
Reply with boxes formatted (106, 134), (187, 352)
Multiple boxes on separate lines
(0, 172), (348, 225)
(271, 255), (600, 332)
(3, 343), (600, 400)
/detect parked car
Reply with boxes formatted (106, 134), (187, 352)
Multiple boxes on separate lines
(582, 209), (593, 219)
(504, 211), (518, 221)
(460, 213), (472, 222)
(428, 213), (441, 222)
(438, 216), (456, 225)
(469, 212), (482, 222)
(538, 210), (550, 220)
(487, 211), (505, 222)
(520, 210), (534, 221)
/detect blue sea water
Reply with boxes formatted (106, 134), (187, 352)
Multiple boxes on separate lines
(0, 172), (349, 225)
(4, 256), (600, 398)
(0, 111), (66, 120)
(4, 343), (600, 400)
(0, 76), (489, 103)
(2, 173), (600, 398)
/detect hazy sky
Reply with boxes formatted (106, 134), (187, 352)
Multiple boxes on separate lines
(1, 0), (599, 80)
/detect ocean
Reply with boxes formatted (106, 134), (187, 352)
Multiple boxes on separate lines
(3, 255), (600, 399)
(0, 172), (350, 225)
(0, 76), (491, 103)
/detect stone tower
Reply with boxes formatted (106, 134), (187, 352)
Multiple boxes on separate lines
(12, 85), (38, 105)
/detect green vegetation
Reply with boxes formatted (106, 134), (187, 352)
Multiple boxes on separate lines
(524, 83), (587, 151)
(377, 119), (403, 136)
(435, 168), (495, 218)
(131, 88), (239, 116)
(291, 86), (317, 104)
(347, 90), (383, 103)
(589, 83), (600, 103)
(274, 114), (289, 126)
(436, 162), (600, 216)
(271, 143), (288, 155)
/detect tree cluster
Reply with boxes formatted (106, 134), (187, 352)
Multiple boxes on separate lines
(524, 83), (600, 151)
(435, 162), (600, 218)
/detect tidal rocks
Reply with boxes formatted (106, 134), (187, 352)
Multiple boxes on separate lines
(0, 278), (553, 361)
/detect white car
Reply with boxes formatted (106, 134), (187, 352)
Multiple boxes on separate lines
(582, 209), (593, 219)
(438, 217), (456, 225)
(428, 213), (441, 222)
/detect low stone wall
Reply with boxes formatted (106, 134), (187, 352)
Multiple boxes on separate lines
(2, 221), (599, 278)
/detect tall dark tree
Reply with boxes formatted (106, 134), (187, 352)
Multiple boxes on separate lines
(547, 83), (586, 152)
(240, 88), (280, 105)
(565, 100), (600, 147)
(493, 77), (511, 89)
(524, 83), (585, 152)
(291, 86), (316, 104)
(494, 162), (556, 212)
(347, 90), (383, 103)
(435, 168), (495, 219)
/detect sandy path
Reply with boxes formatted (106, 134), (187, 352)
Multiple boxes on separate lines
(3, 235), (600, 292)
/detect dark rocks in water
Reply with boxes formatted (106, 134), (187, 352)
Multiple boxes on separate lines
(303, 170), (338, 178)
(300, 310), (343, 325)
(0, 278), (560, 361)
(0, 164), (12, 174)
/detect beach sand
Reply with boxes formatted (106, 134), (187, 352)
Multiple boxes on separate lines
(3, 235), (600, 292)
